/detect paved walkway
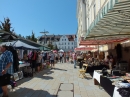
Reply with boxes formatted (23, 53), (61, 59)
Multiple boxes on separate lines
(7, 62), (110, 97)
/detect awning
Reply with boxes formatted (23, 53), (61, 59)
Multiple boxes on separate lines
(80, 38), (128, 45)
(85, 0), (130, 39)
(1, 40), (39, 50)
(75, 46), (95, 51)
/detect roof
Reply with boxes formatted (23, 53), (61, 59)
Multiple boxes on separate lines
(38, 34), (76, 41)
(0, 30), (50, 50)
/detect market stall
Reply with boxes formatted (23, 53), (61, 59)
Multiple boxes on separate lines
(93, 70), (130, 97)
(1, 40), (39, 50)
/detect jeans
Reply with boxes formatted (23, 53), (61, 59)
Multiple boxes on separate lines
(74, 60), (76, 68)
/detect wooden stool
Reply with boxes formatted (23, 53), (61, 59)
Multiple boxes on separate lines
(79, 64), (88, 79)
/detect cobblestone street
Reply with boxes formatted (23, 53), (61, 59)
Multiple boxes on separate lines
(7, 62), (110, 97)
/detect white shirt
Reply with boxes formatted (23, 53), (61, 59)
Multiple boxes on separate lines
(59, 53), (63, 57)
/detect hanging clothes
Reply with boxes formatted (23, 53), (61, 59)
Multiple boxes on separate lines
(8, 46), (19, 72)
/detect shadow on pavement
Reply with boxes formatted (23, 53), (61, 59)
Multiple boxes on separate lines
(8, 87), (56, 97)
(41, 75), (53, 80)
(54, 68), (67, 71)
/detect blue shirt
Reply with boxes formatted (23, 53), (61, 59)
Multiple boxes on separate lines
(0, 50), (13, 76)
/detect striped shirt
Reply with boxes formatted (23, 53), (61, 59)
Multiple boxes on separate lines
(0, 50), (13, 76)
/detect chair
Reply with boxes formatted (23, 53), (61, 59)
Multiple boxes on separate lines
(79, 64), (88, 79)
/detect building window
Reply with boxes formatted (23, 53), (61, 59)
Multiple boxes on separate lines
(72, 47), (73, 49)
(68, 43), (69, 45)
(62, 39), (63, 41)
(65, 39), (66, 41)
(65, 46), (66, 49)
(93, 4), (96, 19)
(68, 46), (69, 49)
(88, 18), (89, 26)
(72, 42), (73, 45)
(65, 43), (66, 45)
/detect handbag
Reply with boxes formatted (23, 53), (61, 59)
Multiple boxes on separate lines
(0, 73), (11, 86)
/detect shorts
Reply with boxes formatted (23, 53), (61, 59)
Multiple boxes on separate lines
(50, 60), (54, 64)
(66, 57), (69, 60)
(37, 63), (41, 66)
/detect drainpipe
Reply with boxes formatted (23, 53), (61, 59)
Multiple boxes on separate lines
(83, 0), (87, 36)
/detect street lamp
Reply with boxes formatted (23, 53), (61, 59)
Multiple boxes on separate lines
(40, 29), (49, 44)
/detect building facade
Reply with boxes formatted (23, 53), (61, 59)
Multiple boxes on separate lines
(37, 34), (77, 51)
(77, 0), (130, 46)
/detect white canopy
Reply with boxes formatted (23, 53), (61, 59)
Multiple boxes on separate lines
(58, 49), (64, 52)
(0, 40), (39, 50)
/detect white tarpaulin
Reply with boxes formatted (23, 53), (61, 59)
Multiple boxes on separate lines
(0, 40), (39, 50)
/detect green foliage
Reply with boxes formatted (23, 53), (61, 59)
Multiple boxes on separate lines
(48, 43), (53, 49)
(18, 34), (22, 37)
(25, 31), (37, 42)
(31, 31), (37, 42)
(0, 17), (14, 33)
(26, 35), (31, 40)
(54, 45), (58, 50)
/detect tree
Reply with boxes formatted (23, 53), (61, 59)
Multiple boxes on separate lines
(30, 31), (37, 42)
(48, 43), (53, 50)
(26, 35), (31, 40)
(18, 34), (22, 37)
(54, 45), (58, 50)
(25, 31), (37, 42)
(0, 17), (14, 33)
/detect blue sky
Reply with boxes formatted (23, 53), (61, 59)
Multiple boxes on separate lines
(0, 0), (77, 37)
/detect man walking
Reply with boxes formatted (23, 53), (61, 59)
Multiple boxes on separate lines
(0, 45), (13, 97)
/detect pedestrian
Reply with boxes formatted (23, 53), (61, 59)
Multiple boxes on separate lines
(0, 45), (13, 97)
(36, 52), (42, 72)
(59, 52), (63, 63)
(55, 52), (58, 63)
(50, 51), (55, 68)
(72, 52), (77, 68)
(30, 50), (37, 75)
(66, 52), (69, 62)
(64, 52), (66, 63)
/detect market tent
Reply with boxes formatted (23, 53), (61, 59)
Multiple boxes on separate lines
(79, 38), (129, 45)
(75, 46), (96, 51)
(18, 38), (50, 50)
(59, 49), (64, 52)
(1, 40), (39, 50)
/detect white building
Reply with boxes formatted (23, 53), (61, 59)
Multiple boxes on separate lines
(37, 34), (77, 51)
(55, 35), (77, 52)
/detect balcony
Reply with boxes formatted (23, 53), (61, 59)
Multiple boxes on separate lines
(85, 0), (130, 39)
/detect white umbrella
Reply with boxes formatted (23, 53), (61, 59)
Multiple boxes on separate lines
(59, 49), (64, 52)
